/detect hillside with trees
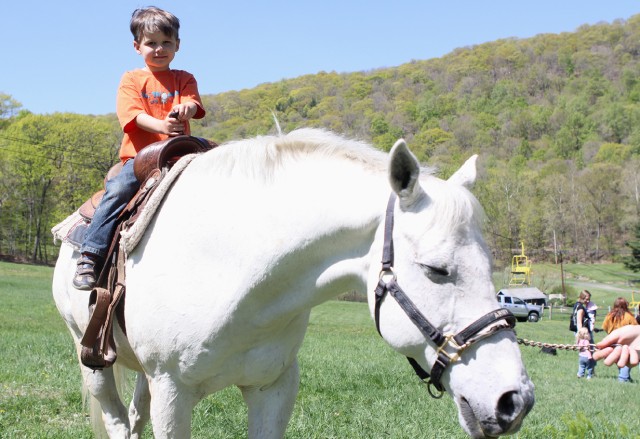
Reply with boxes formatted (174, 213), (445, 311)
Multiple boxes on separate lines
(1, 15), (640, 265)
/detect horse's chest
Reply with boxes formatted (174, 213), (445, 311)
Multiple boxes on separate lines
(210, 316), (309, 385)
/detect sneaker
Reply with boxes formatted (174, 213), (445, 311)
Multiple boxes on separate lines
(72, 254), (100, 290)
(586, 376), (592, 380)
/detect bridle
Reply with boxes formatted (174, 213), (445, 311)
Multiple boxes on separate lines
(373, 193), (516, 398)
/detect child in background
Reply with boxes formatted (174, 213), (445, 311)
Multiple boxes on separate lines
(576, 327), (594, 379)
(585, 291), (597, 337)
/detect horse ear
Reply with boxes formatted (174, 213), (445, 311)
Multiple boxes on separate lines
(389, 139), (423, 208)
(448, 154), (478, 188)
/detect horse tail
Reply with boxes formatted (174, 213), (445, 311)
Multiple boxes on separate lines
(81, 375), (108, 439)
(87, 391), (108, 438)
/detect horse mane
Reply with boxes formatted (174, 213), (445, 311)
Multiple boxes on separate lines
(196, 128), (391, 180)
(193, 127), (480, 230)
(423, 182), (486, 234)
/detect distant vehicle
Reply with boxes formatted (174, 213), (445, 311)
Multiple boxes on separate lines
(496, 294), (544, 322)
(497, 287), (548, 307)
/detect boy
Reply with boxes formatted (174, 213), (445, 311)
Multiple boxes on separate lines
(74, 6), (206, 289)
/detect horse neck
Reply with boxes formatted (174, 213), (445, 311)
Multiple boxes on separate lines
(276, 157), (388, 256)
(181, 146), (391, 299)
(251, 155), (390, 303)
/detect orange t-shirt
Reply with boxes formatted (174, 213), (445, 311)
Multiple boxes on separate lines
(116, 69), (206, 162)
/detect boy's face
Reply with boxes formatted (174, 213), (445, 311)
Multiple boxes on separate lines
(134, 30), (180, 72)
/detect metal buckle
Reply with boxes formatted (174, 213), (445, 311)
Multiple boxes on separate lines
(378, 268), (396, 284)
(436, 334), (464, 363)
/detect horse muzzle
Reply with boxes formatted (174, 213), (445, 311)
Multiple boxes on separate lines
(457, 380), (535, 438)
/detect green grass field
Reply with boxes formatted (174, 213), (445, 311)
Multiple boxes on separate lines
(1, 261), (639, 438)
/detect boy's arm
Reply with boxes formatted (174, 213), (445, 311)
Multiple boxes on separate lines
(177, 72), (206, 119)
(136, 108), (196, 136)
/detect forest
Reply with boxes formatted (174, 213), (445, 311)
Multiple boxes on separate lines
(1, 14), (640, 267)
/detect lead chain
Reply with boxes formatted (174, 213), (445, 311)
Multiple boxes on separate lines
(517, 338), (607, 353)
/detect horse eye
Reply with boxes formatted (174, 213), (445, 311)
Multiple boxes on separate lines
(420, 263), (449, 277)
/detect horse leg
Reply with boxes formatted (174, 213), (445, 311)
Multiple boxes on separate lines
(240, 359), (300, 439)
(147, 375), (198, 438)
(80, 365), (131, 438)
(128, 372), (151, 439)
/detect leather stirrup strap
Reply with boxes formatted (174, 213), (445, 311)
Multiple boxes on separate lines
(80, 287), (112, 369)
(80, 221), (128, 370)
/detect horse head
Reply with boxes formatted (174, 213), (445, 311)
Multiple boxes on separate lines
(368, 140), (534, 438)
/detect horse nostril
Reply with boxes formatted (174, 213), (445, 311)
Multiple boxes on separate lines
(495, 390), (524, 429)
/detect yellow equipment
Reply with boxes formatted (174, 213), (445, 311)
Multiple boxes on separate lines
(630, 291), (640, 309)
(509, 241), (531, 286)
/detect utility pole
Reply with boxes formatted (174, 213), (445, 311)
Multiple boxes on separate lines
(559, 252), (566, 306)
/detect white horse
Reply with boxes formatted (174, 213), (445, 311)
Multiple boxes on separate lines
(52, 128), (534, 438)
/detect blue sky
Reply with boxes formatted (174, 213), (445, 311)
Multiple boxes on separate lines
(3, 1), (638, 115)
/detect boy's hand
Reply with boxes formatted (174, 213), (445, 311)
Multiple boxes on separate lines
(169, 103), (197, 121)
(165, 112), (185, 136)
(164, 104), (197, 136)
(135, 111), (189, 136)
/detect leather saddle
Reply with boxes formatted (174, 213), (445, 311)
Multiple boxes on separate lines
(78, 135), (217, 370)
(79, 135), (217, 221)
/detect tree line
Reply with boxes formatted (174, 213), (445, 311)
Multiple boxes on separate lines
(1, 14), (640, 266)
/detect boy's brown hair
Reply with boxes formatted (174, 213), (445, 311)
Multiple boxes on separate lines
(130, 6), (180, 43)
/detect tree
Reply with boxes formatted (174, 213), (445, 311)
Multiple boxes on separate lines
(623, 223), (640, 272)
(0, 113), (119, 263)
(0, 93), (21, 118)
(0, 93), (22, 129)
(577, 163), (624, 261)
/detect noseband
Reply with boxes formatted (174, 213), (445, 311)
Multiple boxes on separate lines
(373, 193), (516, 398)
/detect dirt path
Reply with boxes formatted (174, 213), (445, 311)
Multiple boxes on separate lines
(566, 280), (634, 293)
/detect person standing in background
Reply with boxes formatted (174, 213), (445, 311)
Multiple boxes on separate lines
(602, 297), (639, 382)
(584, 290), (597, 375)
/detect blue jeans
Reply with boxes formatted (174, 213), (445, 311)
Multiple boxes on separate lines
(618, 365), (631, 382)
(81, 159), (140, 258)
(577, 356), (593, 378)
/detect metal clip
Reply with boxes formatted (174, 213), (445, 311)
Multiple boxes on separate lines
(378, 268), (396, 284)
(436, 333), (463, 363)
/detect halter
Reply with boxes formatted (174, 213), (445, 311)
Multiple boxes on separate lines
(373, 193), (516, 398)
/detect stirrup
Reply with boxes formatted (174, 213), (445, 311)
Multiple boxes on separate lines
(73, 255), (98, 290)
